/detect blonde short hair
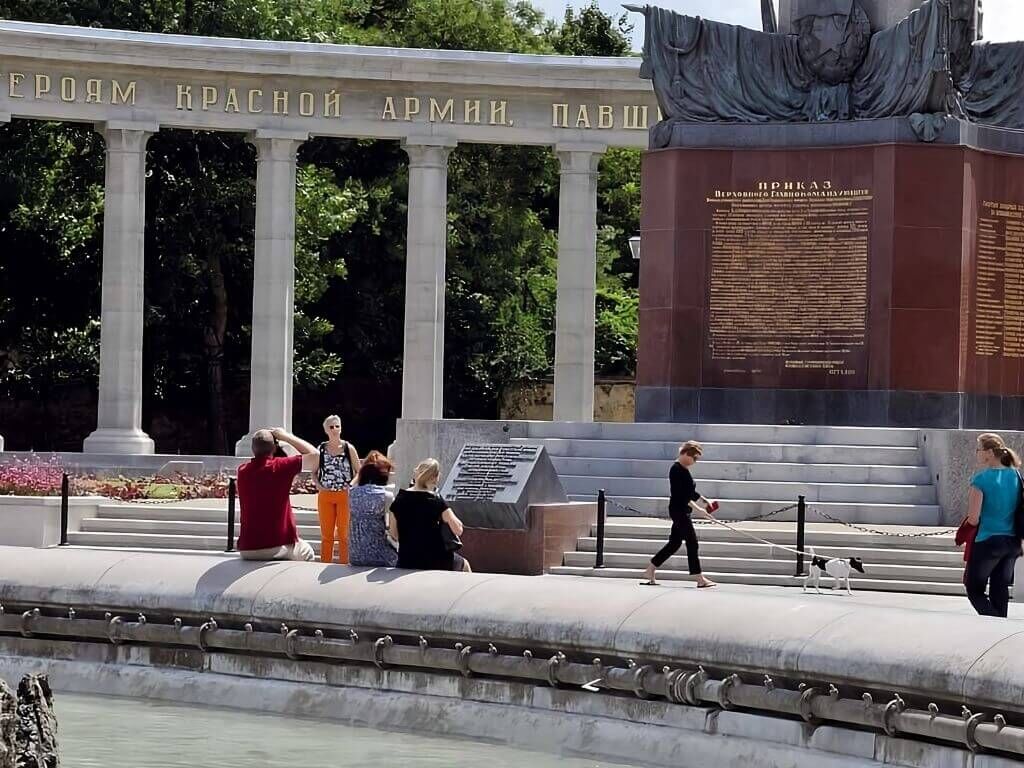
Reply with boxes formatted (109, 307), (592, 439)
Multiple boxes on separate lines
(413, 458), (441, 488)
(323, 414), (341, 429)
(679, 440), (703, 458)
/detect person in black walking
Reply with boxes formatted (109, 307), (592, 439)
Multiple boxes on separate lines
(642, 441), (717, 588)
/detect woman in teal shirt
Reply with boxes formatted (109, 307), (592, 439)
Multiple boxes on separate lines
(965, 433), (1023, 617)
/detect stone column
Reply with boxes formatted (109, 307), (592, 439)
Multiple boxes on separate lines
(235, 131), (307, 456)
(400, 138), (455, 420)
(84, 122), (159, 454)
(553, 144), (604, 423)
(0, 113), (6, 452)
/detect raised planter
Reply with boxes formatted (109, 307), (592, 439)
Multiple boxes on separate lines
(0, 496), (97, 548)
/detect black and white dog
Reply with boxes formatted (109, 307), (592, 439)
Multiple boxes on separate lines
(802, 548), (866, 595)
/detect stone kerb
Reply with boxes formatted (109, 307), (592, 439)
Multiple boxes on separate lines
(2, 545), (1022, 713)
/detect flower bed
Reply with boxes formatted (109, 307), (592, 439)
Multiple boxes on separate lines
(0, 456), (316, 500)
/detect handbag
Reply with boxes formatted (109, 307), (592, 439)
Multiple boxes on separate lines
(440, 521), (463, 552)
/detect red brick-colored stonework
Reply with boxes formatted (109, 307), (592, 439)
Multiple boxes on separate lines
(638, 143), (1024, 404)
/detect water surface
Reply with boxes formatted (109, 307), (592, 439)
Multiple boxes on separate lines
(57, 693), (641, 767)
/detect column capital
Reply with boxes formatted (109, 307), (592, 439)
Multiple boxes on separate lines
(247, 130), (308, 162)
(402, 136), (457, 167)
(96, 121), (159, 152)
(555, 143), (605, 175)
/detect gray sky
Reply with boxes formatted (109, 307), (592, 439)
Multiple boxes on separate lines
(532, 0), (1024, 49)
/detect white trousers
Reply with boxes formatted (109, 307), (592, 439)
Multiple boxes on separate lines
(239, 538), (315, 562)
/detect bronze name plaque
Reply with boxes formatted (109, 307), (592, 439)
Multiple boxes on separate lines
(975, 200), (1024, 359)
(705, 185), (872, 387)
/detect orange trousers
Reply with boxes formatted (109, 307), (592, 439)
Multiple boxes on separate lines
(317, 488), (350, 564)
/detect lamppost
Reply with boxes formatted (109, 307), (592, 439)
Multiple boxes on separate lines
(628, 233), (641, 260)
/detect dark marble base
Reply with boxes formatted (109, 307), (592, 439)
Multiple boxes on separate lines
(636, 387), (1024, 430)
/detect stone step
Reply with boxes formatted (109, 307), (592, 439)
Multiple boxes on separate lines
(551, 456), (931, 484)
(522, 422), (921, 447)
(582, 497), (942, 525)
(562, 476), (936, 504)
(67, 530), (327, 554)
(546, 566), (965, 596)
(561, 551), (964, 582)
(79, 517), (323, 539)
(598, 521), (959, 550)
(515, 438), (924, 466)
(93, 504), (321, 525)
(575, 537), (965, 565)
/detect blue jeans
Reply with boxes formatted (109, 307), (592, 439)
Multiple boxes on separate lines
(965, 535), (1022, 618)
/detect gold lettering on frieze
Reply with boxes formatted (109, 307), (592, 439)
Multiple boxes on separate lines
(464, 99), (481, 124)
(86, 78), (102, 104)
(381, 96), (397, 120)
(248, 89), (263, 113)
(224, 87), (240, 113)
(176, 84), (192, 110)
(9, 72), (24, 98)
(598, 104), (613, 129)
(111, 80), (136, 106)
(552, 103), (569, 128)
(60, 76), (76, 102)
(622, 105), (648, 130)
(490, 100), (508, 126)
(272, 90), (289, 115)
(324, 90), (342, 118)
(299, 91), (315, 117)
(575, 104), (591, 129)
(34, 74), (50, 98)
(201, 85), (218, 111)
(430, 97), (454, 123)
(403, 96), (420, 121)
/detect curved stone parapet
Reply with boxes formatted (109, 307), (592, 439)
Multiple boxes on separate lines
(1, 546), (1022, 716)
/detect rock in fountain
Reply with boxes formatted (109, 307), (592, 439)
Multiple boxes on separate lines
(0, 675), (59, 768)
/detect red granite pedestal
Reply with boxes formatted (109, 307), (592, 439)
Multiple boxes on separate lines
(637, 141), (1024, 428)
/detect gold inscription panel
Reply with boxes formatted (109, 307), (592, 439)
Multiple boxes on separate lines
(975, 200), (1024, 358)
(706, 186), (872, 385)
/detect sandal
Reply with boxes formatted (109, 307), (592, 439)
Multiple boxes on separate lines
(640, 580), (659, 586)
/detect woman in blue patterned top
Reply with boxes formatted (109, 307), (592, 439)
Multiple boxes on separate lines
(965, 433), (1023, 617)
(348, 450), (399, 568)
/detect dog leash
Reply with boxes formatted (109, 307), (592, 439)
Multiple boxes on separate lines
(698, 514), (819, 560)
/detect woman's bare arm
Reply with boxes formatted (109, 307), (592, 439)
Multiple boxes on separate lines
(966, 486), (983, 526)
(441, 507), (464, 537)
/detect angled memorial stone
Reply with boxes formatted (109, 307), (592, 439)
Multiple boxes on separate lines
(439, 444), (567, 529)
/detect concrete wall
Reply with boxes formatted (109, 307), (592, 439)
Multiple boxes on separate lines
(918, 429), (1024, 525)
(0, 497), (94, 547)
(500, 381), (635, 423)
(2, 647), (1016, 768)
(1, 546), (1022, 711)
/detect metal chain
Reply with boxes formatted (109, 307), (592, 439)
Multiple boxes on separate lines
(808, 507), (956, 538)
(605, 497), (797, 523)
(605, 496), (955, 538)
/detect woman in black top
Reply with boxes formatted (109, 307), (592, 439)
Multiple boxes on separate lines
(389, 458), (472, 572)
(642, 441), (717, 588)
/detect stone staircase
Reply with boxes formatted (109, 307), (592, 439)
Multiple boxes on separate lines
(512, 422), (941, 525)
(549, 519), (965, 596)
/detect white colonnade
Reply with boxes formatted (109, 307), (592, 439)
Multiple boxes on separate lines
(0, 21), (656, 454)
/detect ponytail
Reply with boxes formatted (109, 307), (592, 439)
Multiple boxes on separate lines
(997, 446), (1022, 468)
(977, 433), (1021, 467)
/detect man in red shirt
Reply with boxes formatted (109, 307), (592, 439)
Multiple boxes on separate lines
(236, 427), (319, 561)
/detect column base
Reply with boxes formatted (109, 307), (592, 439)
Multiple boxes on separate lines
(83, 428), (155, 455)
(0, 434), (4, 452)
(234, 434), (254, 458)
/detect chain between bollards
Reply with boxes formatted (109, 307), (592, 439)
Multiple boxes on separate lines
(225, 477), (237, 553)
(595, 489), (606, 569)
(59, 473), (69, 547)
(795, 495), (806, 576)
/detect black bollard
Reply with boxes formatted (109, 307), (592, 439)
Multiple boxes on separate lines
(595, 489), (606, 569)
(225, 477), (237, 552)
(59, 473), (69, 547)
(795, 495), (806, 576)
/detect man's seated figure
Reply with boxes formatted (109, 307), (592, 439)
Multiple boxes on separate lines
(236, 427), (319, 561)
